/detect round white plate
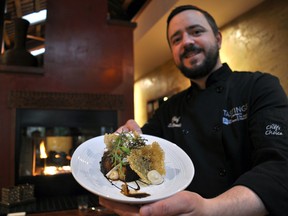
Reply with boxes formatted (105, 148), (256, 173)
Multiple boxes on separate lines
(71, 134), (194, 204)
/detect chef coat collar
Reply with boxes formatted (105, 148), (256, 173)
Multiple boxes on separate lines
(189, 63), (232, 90)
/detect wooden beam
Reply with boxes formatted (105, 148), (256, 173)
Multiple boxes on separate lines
(34, 0), (41, 11)
(27, 34), (45, 41)
(34, 0), (42, 38)
(35, 24), (41, 36)
(3, 29), (11, 47)
(0, 0), (5, 53)
(14, 0), (22, 17)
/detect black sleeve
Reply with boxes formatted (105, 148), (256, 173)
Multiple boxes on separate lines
(233, 73), (288, 216)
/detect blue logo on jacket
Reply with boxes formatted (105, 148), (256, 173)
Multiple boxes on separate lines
(223, 104), (248, 125)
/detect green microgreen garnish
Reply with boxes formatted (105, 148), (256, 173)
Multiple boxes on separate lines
(108, 132), (147, 177)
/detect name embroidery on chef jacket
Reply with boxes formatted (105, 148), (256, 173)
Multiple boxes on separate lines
(265, 123), (283, 136)
(222, 103), (248, 125)
(168, 116), (182, 128)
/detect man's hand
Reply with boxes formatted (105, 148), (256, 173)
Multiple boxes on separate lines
(116, 119), (142, 134)
(99, 196), (141, 216)
(99, 191), (208, 216)
(99, 186), (268, 216)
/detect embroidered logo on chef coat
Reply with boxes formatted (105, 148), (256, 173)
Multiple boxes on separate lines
(168, 116), (182, 128)
(265, 123), (283, 136)
(222, 103), (248, 125)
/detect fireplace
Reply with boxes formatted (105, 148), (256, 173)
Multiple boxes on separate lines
(15, 108), (117, 197)
(10, 91), (123, 198)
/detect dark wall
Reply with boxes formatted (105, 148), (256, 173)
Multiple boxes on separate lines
(0, 0), (135, 189)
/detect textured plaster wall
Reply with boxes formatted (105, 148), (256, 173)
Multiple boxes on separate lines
(220, 0), (288, 93)
(134, 59), (189, 126)
(135, 0), (288, 126)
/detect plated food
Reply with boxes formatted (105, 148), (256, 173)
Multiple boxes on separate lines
(71, 134), (194, 204)
(100, 131), (166, 196)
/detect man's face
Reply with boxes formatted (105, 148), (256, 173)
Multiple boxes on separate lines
(167, 10), (222, 80)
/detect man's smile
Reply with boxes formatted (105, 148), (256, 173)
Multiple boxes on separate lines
(181, 45), (203, 60)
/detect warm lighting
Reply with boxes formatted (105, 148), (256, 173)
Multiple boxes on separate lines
(142, 79), (153, 88)
(62, 166), (71, 171)
(43, 166), (57, 175)
(22, 9), (47, 25)
(55, 154), (61, 158)
(39, 141), (47, 159)
(43, 166), (71, 175)
(30, 48), (45, 56)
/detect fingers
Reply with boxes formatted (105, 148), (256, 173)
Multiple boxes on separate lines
(99, 197), (140, 216)
(116, 126), (130, 133)
(116, 119), (142, 134)
(139, 191), (203, 216)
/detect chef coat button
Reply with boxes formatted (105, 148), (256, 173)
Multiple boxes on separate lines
(216, 86), (224, 93)
(219, 169), (227, 177)
(213, 124), (221, 132)
(182, 129), (189, 135)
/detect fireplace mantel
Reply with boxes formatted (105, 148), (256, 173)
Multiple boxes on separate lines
(9, 91), (124, 111)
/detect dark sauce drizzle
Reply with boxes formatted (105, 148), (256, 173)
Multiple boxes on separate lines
(105, 176), (150, 198)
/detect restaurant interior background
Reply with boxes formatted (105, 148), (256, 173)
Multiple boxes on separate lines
(0, 0), (287, 214)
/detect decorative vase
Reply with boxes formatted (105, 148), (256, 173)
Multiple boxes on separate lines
(1, 18), (38, 66)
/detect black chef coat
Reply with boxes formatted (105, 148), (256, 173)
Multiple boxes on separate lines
(141, 63), (288, 215)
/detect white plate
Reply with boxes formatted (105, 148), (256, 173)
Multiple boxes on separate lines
(71, 134), (194, 204)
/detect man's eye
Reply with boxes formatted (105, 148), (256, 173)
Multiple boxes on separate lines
(172, 37), (181, 45)
(192, 29), (203, 36)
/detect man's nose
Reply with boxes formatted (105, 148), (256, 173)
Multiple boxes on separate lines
(182, 32), (195, 46)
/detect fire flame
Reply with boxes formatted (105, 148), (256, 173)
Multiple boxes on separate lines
(39, 141), (47, 159)
(43, 166), (71, 175)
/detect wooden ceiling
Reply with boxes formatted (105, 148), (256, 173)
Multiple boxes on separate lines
(3, 0), (46, 51)
(2, 0), (147, 52)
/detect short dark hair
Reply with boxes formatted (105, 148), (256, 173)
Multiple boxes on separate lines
(166, 5), (219, 43)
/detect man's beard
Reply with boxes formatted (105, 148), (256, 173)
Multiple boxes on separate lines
(177, 43), (219, 80)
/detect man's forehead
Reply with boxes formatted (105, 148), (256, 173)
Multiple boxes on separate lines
(168, 10), (210, 33)
(169, 9), (207, 26)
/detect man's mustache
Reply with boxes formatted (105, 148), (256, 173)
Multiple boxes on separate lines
(181, 45), (203, 59)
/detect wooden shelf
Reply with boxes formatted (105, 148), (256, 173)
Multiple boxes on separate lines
(0, 65), (44, 75)
(27, 208), (116, 216)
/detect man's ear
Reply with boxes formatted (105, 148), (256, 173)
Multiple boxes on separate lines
(216, 31), (222, 49)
